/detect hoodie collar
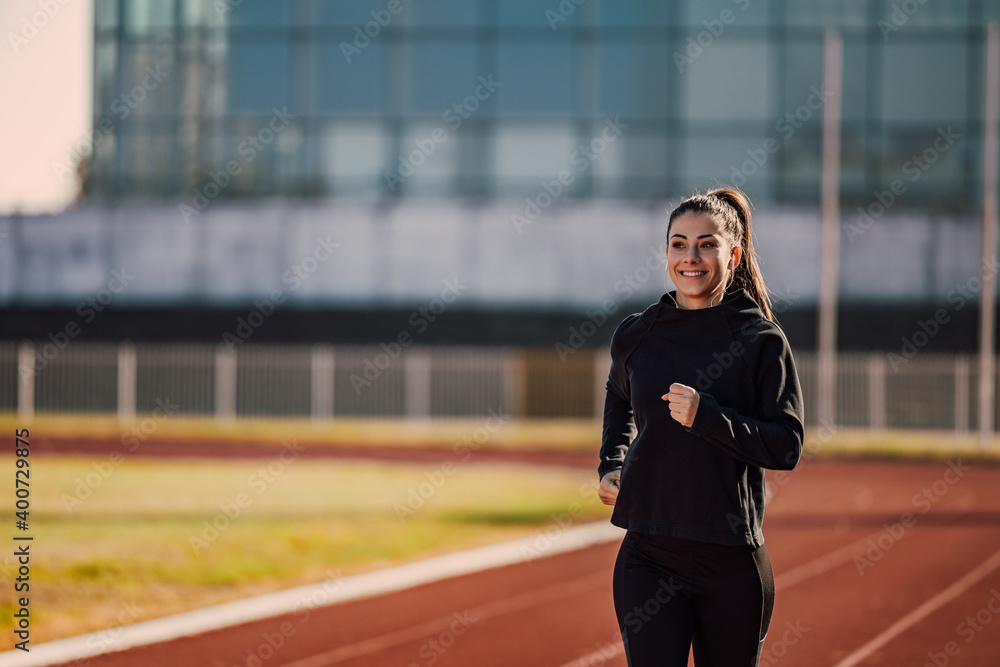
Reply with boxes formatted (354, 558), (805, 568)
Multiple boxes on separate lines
(638, 288), (765, 339)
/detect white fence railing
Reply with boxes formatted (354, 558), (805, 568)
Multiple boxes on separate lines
(1, 341), (997, 433)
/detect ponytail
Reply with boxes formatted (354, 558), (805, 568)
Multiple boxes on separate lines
(667, 185), (777, 322)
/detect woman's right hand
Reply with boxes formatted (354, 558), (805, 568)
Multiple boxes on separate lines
(598, 470), (621, 506)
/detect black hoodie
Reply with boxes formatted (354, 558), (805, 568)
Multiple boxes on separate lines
(599, 287), (804, 548)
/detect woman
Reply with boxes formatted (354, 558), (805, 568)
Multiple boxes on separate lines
(598, 186), (804, 666)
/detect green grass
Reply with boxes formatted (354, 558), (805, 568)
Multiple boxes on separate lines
(0, 455), (610, 649)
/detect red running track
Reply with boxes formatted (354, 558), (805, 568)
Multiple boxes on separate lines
(44, 457), (1000, 667)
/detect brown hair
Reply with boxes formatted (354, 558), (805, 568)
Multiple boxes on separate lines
(666, 186), (776, 321)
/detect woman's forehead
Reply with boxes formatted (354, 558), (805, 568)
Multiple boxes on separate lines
(669, 212), (723, 237)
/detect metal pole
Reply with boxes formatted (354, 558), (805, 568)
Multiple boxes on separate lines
(817, 29), (843, 428)
(979, 23), (999, 447)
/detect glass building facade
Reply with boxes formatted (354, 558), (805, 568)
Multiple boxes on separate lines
(89, 0), (995, 212)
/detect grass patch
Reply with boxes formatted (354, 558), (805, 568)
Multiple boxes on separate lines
(0, 455), (610, 649)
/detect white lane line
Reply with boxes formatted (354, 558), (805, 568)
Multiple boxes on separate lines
(0, 522), (623, 667)
(774, 532), (885, 591)
(276, 571), (609, 667)
(834, 548), (1000, 667)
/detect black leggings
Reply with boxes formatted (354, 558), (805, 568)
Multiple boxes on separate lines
(613, 530), (775, 667)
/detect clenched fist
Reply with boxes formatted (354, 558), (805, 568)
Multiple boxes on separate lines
(662, 382), (700, 428)
(599, 470), (621, 506)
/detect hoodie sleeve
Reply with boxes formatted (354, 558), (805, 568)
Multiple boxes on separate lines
(686, 327), (804, 471)
(598, 314), (640, 479)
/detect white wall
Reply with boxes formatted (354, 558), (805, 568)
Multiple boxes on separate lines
(0, 200), (988, 309)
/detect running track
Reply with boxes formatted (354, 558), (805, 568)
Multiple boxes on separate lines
(37, 457), (1000, 666)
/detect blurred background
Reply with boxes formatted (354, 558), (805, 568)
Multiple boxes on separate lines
(3, 1), (1000, 663)
(0, 0), (996, 431)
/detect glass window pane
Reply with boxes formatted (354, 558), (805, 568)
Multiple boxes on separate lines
(879, 128), (965, 196)
(409, 0), (478, 27)
(497, 41), (574, 113)
(592, 131), (669, 199)
(406, 41), (479, 113)
(320, 121), (387, 196)
(493, 122), (575, 182)
(391, 123), (461, 196)
(786, 0), (868, 27)
(681, 43), (771, 121)
(95, 0), (120, 30)
(680, 0), (770, 27)
(881, 43), (966, 123)
(227, 41), (290, 111)
(118, 43), (176, 119)
(875, 0), (967, 29)
(315, 41), (383, 112)
(125, 0), (174, 33)
(227, 0), (291, 27)
(596, 0), (670, 27)
(677, 136), (773, 200)
(497, 0), (552, 28)
(316, 0), (405, 26)
(598, 42), (669, 117)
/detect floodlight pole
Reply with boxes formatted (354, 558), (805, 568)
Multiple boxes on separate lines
(979, 23), (999, 447)
(817, 29), (843, 429)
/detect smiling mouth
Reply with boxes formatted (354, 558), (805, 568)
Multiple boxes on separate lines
(679, 271), (707, 278)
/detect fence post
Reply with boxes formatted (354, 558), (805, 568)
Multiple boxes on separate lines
(17, 341), (34, 421)
(954, 355), (970, 439)
(215, 346), (237, 423)
(311, 345), (335, 422)
(503, 349), (525, 419)
(868, 353), (886, 431)
(404, 347), (432, 419)
(117, 343), (137, 424)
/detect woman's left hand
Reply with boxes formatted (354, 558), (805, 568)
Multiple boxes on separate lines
(662, 383), (700, 428)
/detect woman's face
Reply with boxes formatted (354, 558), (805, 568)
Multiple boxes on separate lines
(666, 212), (741, 309)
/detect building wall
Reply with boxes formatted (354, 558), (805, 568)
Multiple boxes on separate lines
(85, 0), (989, 210)
(0, 201), (988, 309)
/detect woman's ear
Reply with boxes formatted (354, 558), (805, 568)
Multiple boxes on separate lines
(730, 245), (743, 270)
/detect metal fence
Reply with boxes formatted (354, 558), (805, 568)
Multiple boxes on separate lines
(0, 340), (996, 434)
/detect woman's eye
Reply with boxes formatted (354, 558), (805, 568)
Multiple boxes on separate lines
(671, 243), (684, 249)
(701, 242), (716, 248)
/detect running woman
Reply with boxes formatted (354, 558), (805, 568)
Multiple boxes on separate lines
(598, 186), (805, 666)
